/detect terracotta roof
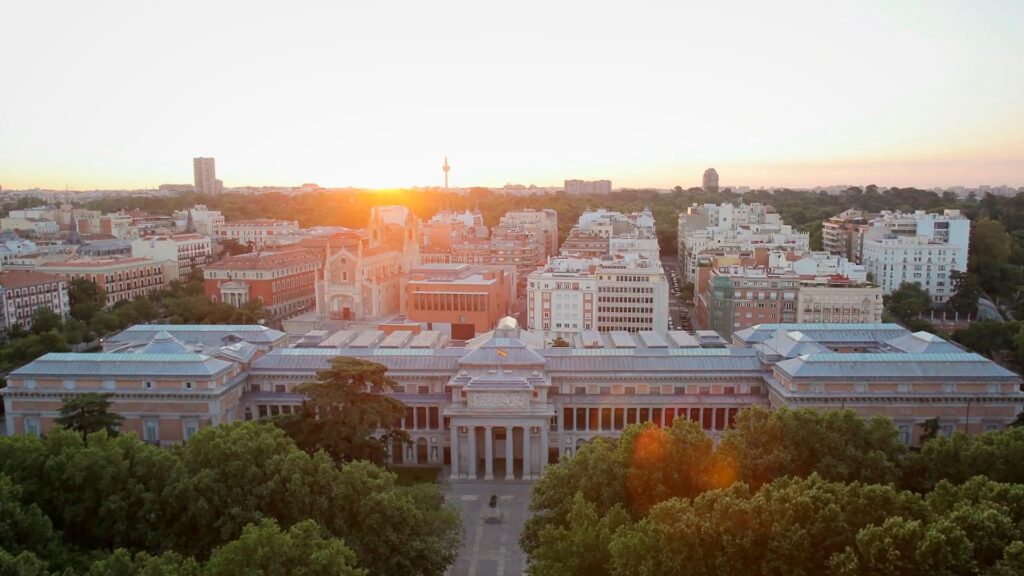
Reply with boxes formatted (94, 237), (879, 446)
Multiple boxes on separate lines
(206, 249), (320, 271)
(221, 219), (298, 227)
(0, 270), (65, 289)
(40, 257), (157, 269)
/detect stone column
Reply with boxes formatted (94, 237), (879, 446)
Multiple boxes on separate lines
(504, 426), (514, 480)
(484, 426), (494, 480)
(411, 438), (418, 465)
(711, 409), (717, 432)
(522, 426), (532, 479)
(540, 424), (549, 474)
(449, 426), (459, 480)
(467, 426), (477, 480)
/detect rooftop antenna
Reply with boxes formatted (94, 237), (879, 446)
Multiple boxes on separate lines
(442, 156), (451, 212)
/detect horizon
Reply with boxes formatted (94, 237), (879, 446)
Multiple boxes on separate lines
(2, 1), (1023, 190)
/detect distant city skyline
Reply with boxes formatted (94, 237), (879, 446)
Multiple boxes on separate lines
(2, 1), (1022, 190)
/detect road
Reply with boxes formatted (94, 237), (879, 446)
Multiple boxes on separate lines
(661, 257), (694, 333)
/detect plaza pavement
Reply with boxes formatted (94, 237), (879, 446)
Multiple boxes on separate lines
(445, 478), (533, 576)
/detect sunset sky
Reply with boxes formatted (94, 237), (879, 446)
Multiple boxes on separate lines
(2, 0), (1022, 190)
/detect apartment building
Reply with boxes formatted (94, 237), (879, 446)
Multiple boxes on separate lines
(527, 254), (669, 336)
(678, 203), (809, 282)
(862, 235), (960, 303)
(0, 271), (70, 332)
(131, 233), (213, 281)
(695, 251), (881, 339)
(822, 209), (873, 261)
(561, 208), (659, 260)
(564, 179), (612, 195)
(38, 257), (166, 306)
(498, 209), (559, 257)
(216, 219), (300, 250)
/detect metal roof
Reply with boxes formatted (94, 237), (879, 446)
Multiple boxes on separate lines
(10, 353), (234, 378)
(111, 324), (287, 345)
(733, 323), (908, 345)
(775, 352), (1020, 380)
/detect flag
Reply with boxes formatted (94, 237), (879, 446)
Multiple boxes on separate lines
(497, 348), (508, 357)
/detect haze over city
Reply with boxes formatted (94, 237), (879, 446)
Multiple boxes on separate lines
(3, 0), (1023, 190)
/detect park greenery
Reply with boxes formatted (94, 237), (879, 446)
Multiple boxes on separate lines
(0, 272), (268, 374)
(0, 422), (461, 576)
(523, 407), (1024, 576)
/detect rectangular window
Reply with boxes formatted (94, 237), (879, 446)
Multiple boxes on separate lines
(143, 420), (159, 443)
(25, 417), (41, 437)
(183, 420), (199, 441)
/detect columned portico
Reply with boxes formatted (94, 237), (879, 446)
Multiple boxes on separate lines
(504, 428), (514, 480)
(448, 420), (550, 480)
(484, 426), (494, 480)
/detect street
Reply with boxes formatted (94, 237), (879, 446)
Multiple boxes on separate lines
(661, 256), (694, 333)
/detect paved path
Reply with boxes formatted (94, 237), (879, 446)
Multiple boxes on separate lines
(446, 480), (533, 576)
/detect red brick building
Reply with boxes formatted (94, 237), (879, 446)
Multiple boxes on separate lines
(401, 264), (514, 338)
(204, 249), (322, 318)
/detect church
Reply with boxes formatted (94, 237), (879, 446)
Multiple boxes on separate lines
(315, 205), (420, 321)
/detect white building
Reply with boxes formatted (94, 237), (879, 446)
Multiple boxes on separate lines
(498, 209), (559, 257)
(216, 219), (300, 250)
(173, 205), (226, 237)
(131, 233), (213, 281)
(0, 217), (60, 237)
(527, 254), (669, 336)
(862, 235), (961, 303)
(678, 203), (810, 282)
(862, 210), (970, 272)
(561, 208), (660, 260)
(564, 179), (612, 195)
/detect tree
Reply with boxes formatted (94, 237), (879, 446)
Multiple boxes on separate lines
(884, 282), (932, 322)
(203, 519), (366, 576)
(277, 357), (408, 464)
(522, 436), (628, 556)
(69, 278), (106, 322)
(527, 494), (629, 576)
(0, 331), (70, 373)
(948, 271), (982, 316)
(0, 475), (60, 560)
(55, 393), (124, 437)
(918, 417), (940, 444)
(171, 423), (460, 574)
(551, 336), (570, 348)
(29, 308), (63, 335)
(720, 407), (906, 488)
(86, 549), (201, 576)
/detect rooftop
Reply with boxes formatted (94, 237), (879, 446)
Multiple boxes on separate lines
(0, 270), (66, 289)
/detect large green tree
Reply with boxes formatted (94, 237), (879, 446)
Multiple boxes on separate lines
(55, 393), (124, 438)
(0, 423), (461, 575)
(203, 519), (366, 576)
(719, 407), (907, 488)
(884, 281), (932, 323)
(277, 357), (408, 464)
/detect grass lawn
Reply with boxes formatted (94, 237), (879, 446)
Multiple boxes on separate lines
(390, 465), (442, 485)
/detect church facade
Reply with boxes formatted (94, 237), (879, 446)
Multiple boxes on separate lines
(316, 206), (421, 321)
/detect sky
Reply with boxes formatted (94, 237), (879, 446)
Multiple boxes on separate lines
(1, 0), (1022, 191)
